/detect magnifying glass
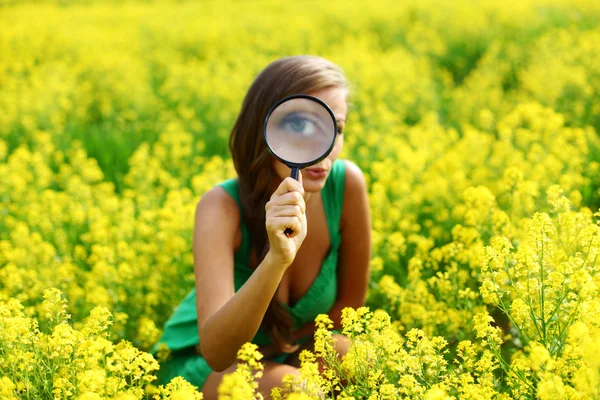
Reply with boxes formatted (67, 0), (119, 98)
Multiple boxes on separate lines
(264, 94), (338, 181)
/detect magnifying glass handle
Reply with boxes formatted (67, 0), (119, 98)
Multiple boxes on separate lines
(284, 167), (300, 236)
(290, 167), (299, 181)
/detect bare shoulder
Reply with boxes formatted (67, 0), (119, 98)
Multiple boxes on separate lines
(342, 160), (368, 199)
(340, 160), (369, 230)
(194, 184), (241, 245)
(196, 185), (240, 219)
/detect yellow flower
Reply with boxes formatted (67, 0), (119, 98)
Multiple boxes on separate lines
(0, 377), (18, 400)
(528, 342), (552, 372)
(473, 312), (504, 347)
(424, 386), (452, 400)
(537, 373), (566, 400)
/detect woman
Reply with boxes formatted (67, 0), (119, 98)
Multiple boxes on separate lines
(154, 55), (371, 399)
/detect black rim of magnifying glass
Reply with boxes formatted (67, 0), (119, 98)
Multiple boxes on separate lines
(263, 94), (338, 172)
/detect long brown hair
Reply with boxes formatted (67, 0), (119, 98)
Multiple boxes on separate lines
(228, 56), (348, 351)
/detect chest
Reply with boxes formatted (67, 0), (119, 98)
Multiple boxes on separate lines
(279, 194), (331, 307)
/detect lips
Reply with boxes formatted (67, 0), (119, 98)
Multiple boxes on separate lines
(304, 167), (328, 179)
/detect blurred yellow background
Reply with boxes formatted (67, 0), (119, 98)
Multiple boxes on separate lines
(1, 0), (600, 398)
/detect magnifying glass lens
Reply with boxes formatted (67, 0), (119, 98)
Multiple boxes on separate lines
(265, 97), (336, 165)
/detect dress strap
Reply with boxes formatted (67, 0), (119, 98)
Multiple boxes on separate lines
(218, 178), (242, 207)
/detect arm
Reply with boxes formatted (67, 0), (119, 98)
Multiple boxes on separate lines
(194, 188), (283, 371)
(292, 160), (371, 340)
(196, 178), (307, 372)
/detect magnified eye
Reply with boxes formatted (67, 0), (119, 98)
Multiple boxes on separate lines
(280, 112), (317, 136)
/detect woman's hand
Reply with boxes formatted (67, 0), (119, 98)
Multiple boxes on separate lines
(265, 173), (307, 269)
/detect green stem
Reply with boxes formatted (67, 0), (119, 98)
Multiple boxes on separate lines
(544, 283), (572, 326)
(539, 232), (547, 346)
(555, 249), (598, 356)
(503, 257), (544, 340)
(490, 343), (537, 393)
(497, 298), (528, 347)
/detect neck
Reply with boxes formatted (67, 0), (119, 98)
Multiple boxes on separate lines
(304, 191), (313, 204)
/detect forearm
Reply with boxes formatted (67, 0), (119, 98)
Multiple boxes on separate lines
(200, 252), (286, 371)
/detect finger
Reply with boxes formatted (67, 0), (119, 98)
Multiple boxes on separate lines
(272, 177), (305, 198)
(276, 216), (302, 237)
(267, 216), (302, 237)
(266, 192), (306, 212)
(267, 204), (304, 218)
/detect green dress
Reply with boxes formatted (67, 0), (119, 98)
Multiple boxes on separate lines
(153, 159), (346, 390)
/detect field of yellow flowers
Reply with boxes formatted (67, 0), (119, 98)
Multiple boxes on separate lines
(1, 0), (600, 398)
